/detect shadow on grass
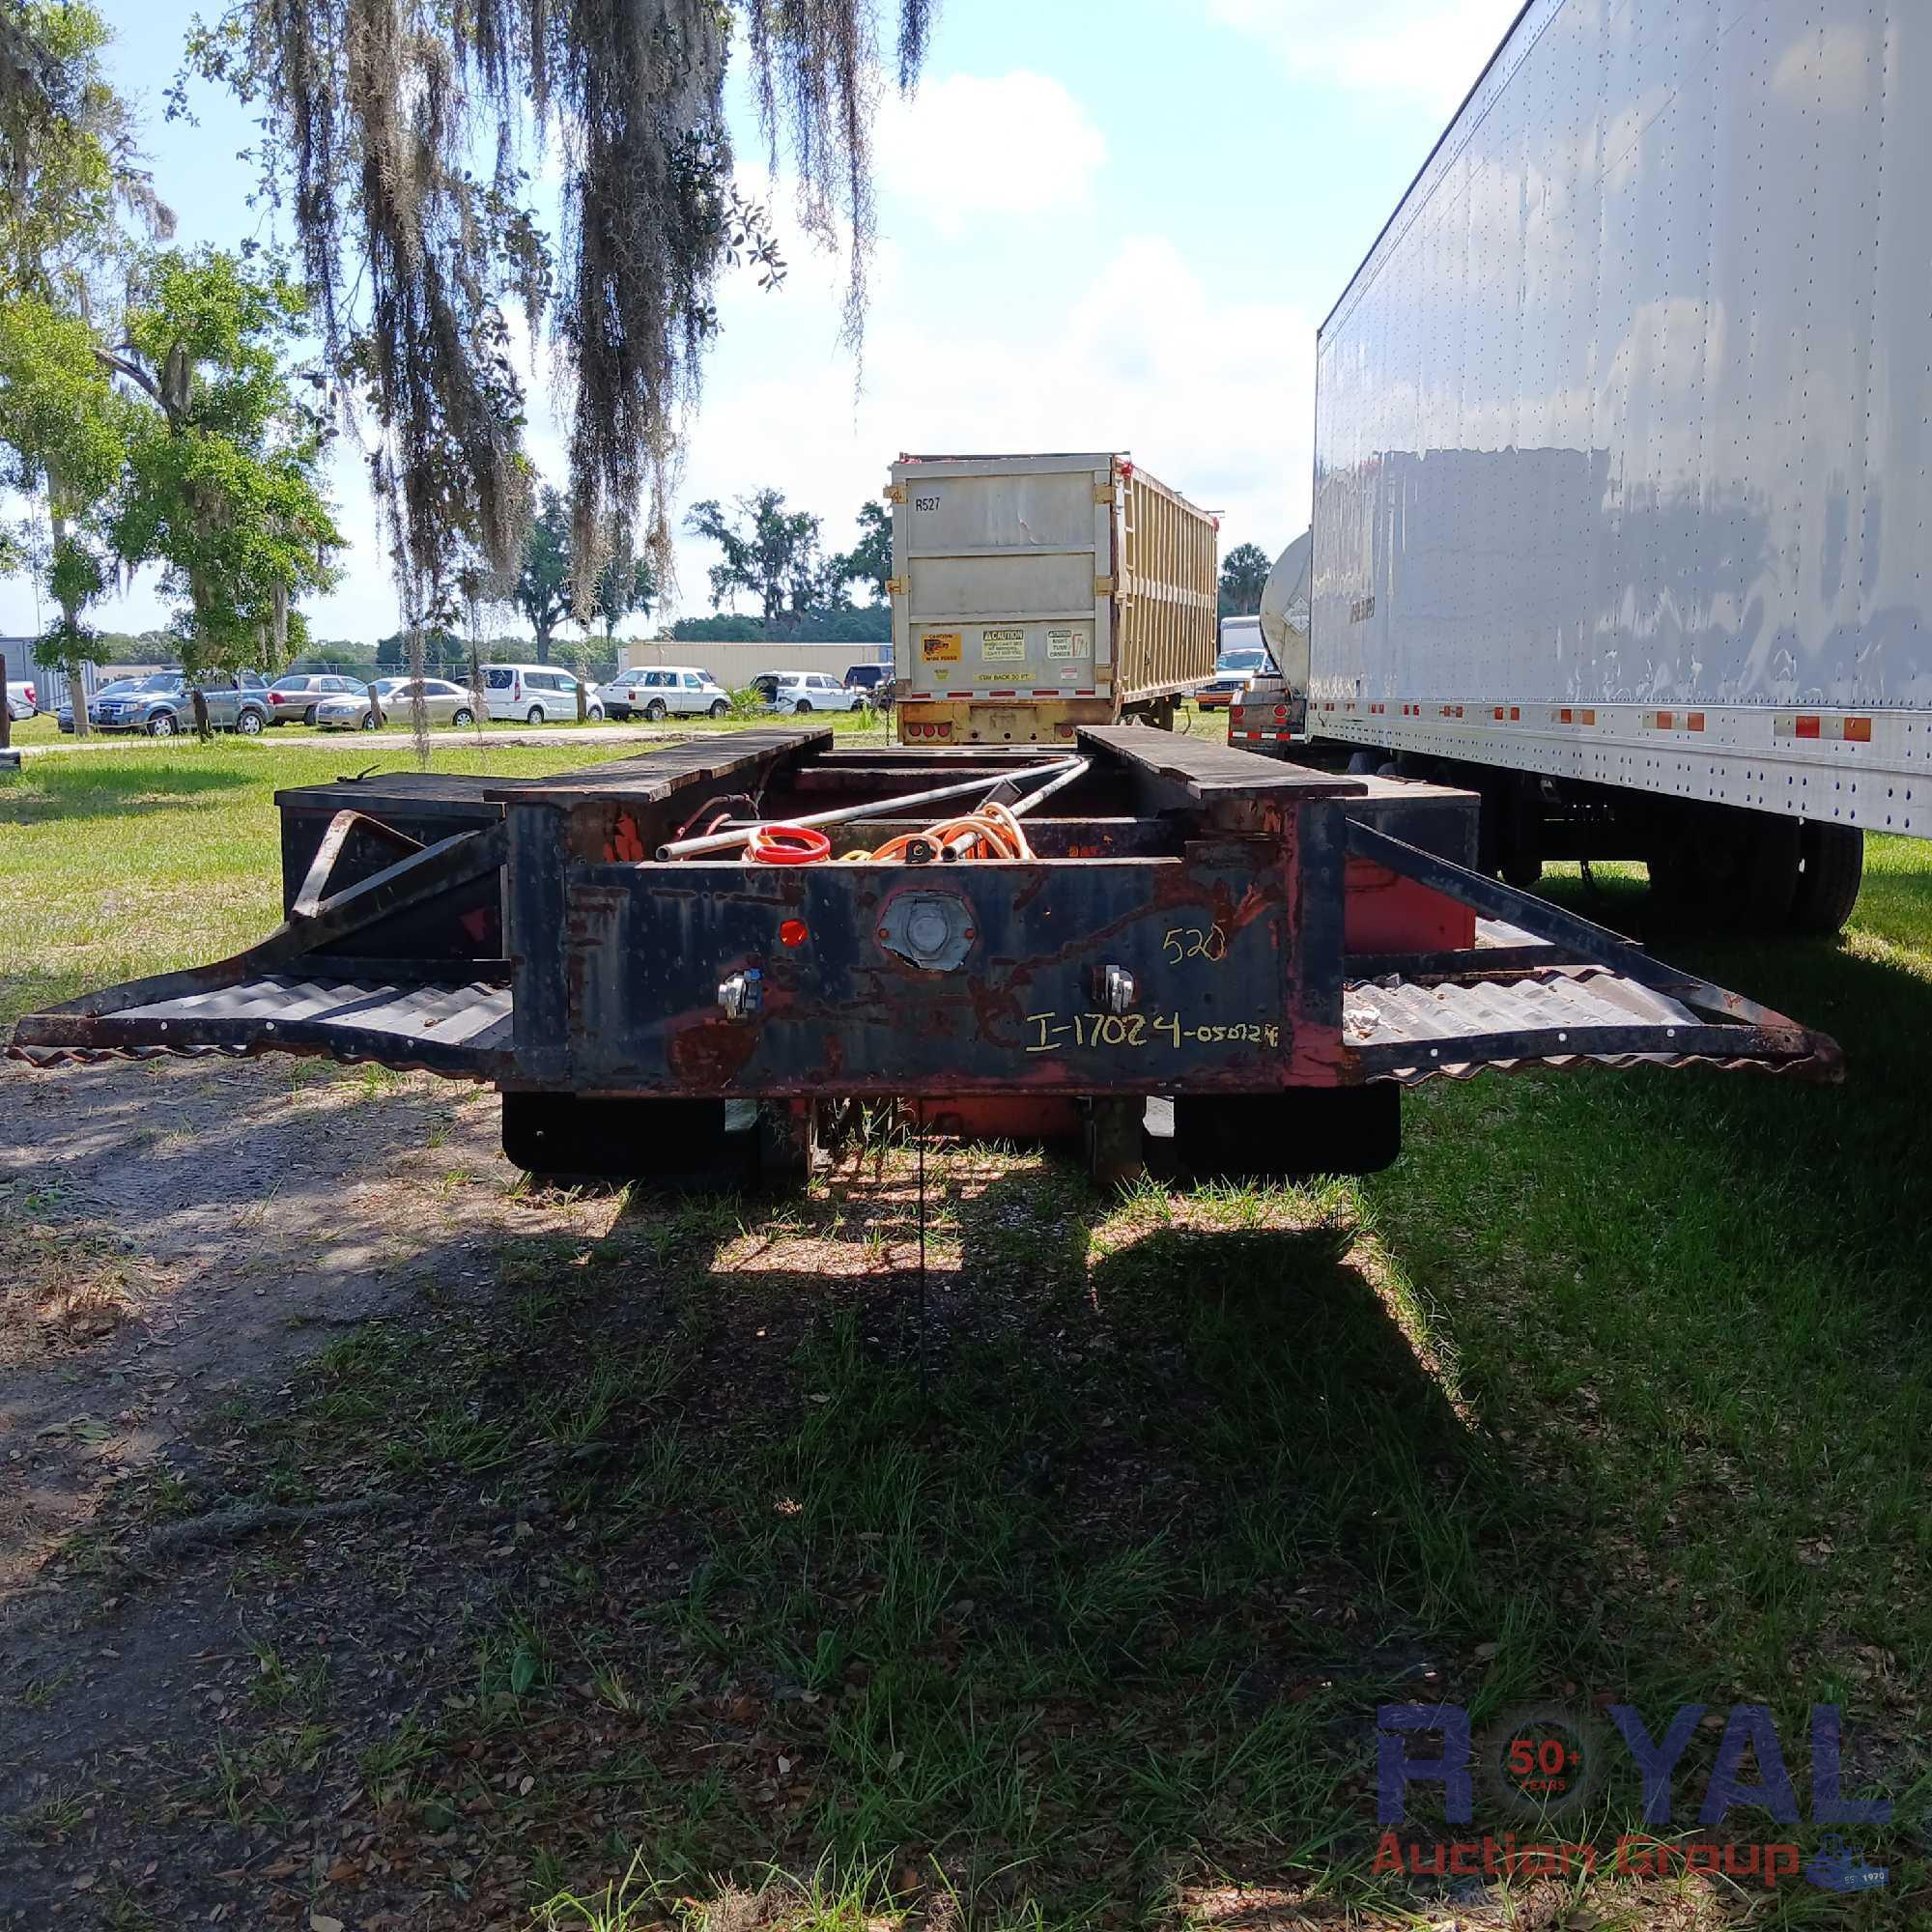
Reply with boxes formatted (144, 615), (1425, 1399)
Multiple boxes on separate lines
(0, 758), (263, 823)
(0, 1129), (1704, 1929)
(9, 825), (1932, 1922)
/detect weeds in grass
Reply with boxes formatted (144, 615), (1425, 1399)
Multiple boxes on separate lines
(359, 1718), (439, 1804)
(11, 1787), (86, 1842)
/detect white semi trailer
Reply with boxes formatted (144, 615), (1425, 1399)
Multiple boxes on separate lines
(1306, 0), (1932, 933)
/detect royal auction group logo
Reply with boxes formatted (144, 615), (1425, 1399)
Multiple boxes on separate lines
(1375, 1701), (1889, 1890)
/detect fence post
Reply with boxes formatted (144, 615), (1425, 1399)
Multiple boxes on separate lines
(0, 647), (12, 753)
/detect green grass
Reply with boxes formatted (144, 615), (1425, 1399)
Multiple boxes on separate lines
(9, 734), (1932, 1925)
(0, 736), (657, 1026)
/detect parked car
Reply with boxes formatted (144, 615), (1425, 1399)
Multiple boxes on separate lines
(7, 677), (37, 721)
(87, 671), (272, 736)
(757, 670), (867, 715)
(843, 664), (895, 708)
(266, 673), (367, 725)
(57, 676), (135, 732)
(312, 676), (480, 731)
(480, 664), (603, 724)
(1194, 644), (1271, 711)
(595, 666), (731, 722)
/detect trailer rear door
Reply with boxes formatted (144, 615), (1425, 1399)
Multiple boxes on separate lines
(893, 455), (1111, 706)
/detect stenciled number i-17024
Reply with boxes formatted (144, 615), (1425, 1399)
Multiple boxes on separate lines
(1025, 1012), (1281, 1053)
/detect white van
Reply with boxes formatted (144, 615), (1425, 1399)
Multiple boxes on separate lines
(480, 664), (603, 724)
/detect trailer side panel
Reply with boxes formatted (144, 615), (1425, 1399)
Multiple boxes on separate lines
(1311, 0), (1932, 838)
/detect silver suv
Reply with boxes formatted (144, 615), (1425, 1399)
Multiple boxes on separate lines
(91, 671), (273, 736)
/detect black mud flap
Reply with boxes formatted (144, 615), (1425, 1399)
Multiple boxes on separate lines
(8, 811), (515, 1080)
(1340, 821), (1843, 1085)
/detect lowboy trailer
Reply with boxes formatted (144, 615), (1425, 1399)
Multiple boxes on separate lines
(8, 733), (1839, 1184)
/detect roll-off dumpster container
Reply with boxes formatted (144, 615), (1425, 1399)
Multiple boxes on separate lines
(891, 451), (1218, 744)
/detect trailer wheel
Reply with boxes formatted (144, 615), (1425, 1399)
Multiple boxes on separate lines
(1646, 805), (1800, 934)
(501, 1092), (737, 1184)
(1167, 1085), (1400, 1181)
(754, 1101), (828, 1190)
(1789, 822), (1863, 935)
(1083, 1097), (1146, 1190)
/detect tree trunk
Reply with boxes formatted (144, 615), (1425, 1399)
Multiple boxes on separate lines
(191, 686), (212, 741)
(365, 680), (385, 729)
(47, 509), (91, 739)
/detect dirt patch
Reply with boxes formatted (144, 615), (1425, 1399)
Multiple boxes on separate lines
(0, 1058), (615, 1608)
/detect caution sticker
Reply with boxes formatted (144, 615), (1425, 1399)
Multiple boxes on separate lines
(920, 631), (962, 665)
(980, 627), (1027, 664)
(1045, 627), (1087, 660)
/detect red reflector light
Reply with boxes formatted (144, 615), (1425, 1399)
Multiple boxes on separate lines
(779, 918), (809, 948)
(1273, 705), (1287, 722)
(937, 722), (953, 738)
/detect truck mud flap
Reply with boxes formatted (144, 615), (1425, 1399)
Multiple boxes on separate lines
(8, 811), (515, 1079)
(1339, 821), (1842, 1085)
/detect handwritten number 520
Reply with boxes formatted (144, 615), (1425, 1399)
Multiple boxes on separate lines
(1163, 924), (1227, 965)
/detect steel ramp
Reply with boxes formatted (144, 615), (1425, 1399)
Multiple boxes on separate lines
(1338, 820), (1841, 1085)
(9, 812), (517, 1078)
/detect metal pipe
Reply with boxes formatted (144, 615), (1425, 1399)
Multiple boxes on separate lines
(654, 756), (1084, 860)
(1002, 756), (1090, 817)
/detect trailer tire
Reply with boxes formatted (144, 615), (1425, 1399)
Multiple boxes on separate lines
(501, 1092), (736, 1184)
(1168, 1085), (1400, 1181)
(1789, 822), (1863, 935)
(755, 1101), (827, 1190)
(1646, 805), (1799, 935)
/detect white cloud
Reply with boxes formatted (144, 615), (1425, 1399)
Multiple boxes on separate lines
(1208, 0), (1523, 113)
(873, 71), (1107, 237)
(665, 230), (1314, 621)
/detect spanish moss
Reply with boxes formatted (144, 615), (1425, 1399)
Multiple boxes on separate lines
(178, 0), (934, 617)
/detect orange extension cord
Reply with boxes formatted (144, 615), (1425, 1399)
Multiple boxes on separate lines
(838, 800), (1034, 864)
(603, 801), (1034, 865)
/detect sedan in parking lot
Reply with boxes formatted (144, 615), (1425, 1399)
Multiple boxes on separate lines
(266, 673), (365, 724)
(312, 677), (480, 730)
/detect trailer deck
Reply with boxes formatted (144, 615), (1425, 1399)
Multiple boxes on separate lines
(8, 731), (1839, 1184)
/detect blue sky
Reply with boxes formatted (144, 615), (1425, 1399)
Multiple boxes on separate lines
(0, 0), (1520, 644)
